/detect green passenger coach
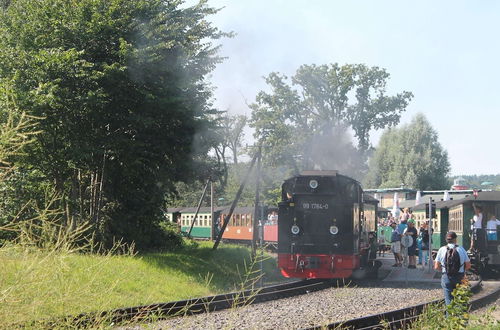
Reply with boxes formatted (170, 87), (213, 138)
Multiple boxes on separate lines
(448, 191), (500, 249)
(411, 199), (458, 248)
(166, 206), (223, 239)
(411, 191), (500, 250)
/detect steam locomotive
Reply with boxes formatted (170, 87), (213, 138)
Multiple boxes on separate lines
(277, 170), (378, 279)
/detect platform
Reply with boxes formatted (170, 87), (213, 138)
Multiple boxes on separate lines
(376, 255), (440, 282)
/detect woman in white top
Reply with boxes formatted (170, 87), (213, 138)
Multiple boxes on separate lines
(470, 204), (483, 251)
(471, 204), (483, 229)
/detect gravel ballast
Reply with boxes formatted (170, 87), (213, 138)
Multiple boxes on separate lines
(134, 281), (442, 330)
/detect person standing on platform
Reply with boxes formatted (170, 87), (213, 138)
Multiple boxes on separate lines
(419, 221), (433, 266)
(403, 219), (418, 268)
(434, 231), (471, 306)
(390, 222), (402, 267)
(378, 229), (386, 257)
(400, 208), (410, 222)
(397, 218), (408, 264)
(397, 219), (408, 238)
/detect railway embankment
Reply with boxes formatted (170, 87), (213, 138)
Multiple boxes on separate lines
(132, 256), (499, 329)
(0, 240), (282, 328)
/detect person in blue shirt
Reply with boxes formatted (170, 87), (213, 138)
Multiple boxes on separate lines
(397, 220), (408, 238)
(434, 231), (471, 305)
(389, 222), (402, 267)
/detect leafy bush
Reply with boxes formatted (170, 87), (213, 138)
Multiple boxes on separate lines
(409, 278), (499, 329)
(157, 221), (184, 250)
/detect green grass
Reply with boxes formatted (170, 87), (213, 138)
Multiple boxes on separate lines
(0, 240), (283, 327)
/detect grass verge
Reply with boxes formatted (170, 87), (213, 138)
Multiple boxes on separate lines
(0, 240), (282, 327)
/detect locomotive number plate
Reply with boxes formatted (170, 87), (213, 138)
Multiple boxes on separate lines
(301, 202), (329, 210)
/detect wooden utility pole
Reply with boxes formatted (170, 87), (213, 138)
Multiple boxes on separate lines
(213, 150), (260, 250)
(210, 181), (214, 241)
(252, 146), (262, 256)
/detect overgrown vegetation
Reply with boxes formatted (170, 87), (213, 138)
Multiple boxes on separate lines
(0, 0), (228, 250)
(0, 232), (281, 328)
(0, 107), (280, 329)
(409, 279), (499, 329)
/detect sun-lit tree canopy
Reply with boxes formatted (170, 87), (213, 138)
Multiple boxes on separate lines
(364, 113), (451, 190)
(250, 63), (413, 177)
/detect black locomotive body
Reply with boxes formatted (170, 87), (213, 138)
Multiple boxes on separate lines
(278, 170), (377, 279)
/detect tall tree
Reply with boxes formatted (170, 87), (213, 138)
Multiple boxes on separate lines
(0, 0), (226, 249)
(364, 113), (451, 190)
(250, 64), (413, 177)
(225, 114), (247, 164)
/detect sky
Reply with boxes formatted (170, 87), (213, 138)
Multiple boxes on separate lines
(203, 0), (500, 175)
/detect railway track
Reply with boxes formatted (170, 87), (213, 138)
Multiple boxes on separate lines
(25, 275), (499, 329)
(29, 278), (343, 328)
(305, 278), (500, 330)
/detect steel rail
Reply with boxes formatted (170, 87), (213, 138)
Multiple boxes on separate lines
(24, 278), (344, 328)
(304, 278), (500, 330)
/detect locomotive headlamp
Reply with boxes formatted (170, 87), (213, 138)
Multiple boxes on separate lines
(291, 225), (300, 235)
(329, 225), (339, 235)
(309, 179), (318, 189)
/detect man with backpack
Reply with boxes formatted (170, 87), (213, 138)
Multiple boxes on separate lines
(434, 231), (471, 305)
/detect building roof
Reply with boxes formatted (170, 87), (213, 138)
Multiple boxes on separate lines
(419, 193), (471, 202)
(363, 194), (379, 204)
(399, 200), (418, 209)
(412, 199), (463, 211)
(165, 207), (184, 213)
(412, 191), (500, 211)
(171, 206), (226, 213)
(462, 190), (500, 202)
(364, 188), (417, 193)
(220, 206), (256, 214)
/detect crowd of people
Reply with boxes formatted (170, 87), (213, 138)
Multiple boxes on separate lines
(379, 203), (500, 307)
(381, 208), (433, 268)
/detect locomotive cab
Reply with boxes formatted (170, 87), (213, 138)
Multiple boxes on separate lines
(277, 170), (377, 279)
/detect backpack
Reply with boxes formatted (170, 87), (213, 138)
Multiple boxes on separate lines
(444, 245), (462, 276)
